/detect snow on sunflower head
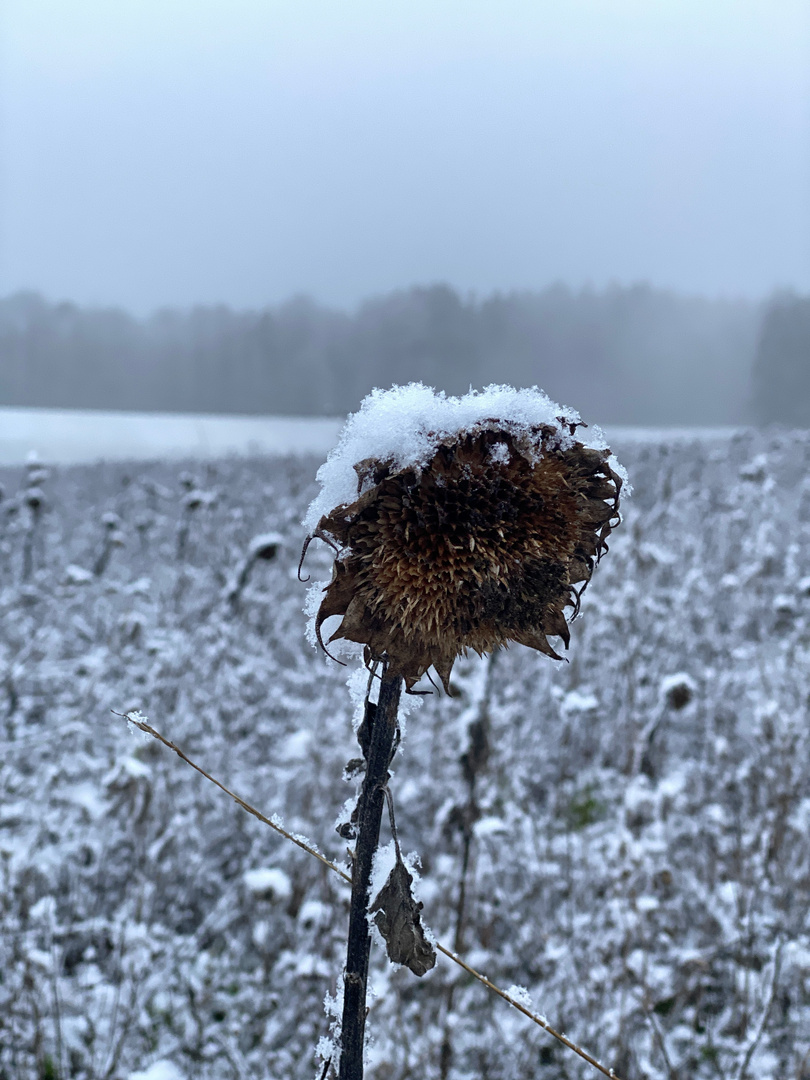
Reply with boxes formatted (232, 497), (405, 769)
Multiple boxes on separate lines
(302, 385), (626, 692)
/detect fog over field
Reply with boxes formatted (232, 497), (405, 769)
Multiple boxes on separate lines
(0, 283), (785, 427)
(3, 2), (807, 426)
(3, 2), (808, 311)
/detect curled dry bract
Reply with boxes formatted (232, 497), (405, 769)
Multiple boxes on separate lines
(312, 422), (622, 691)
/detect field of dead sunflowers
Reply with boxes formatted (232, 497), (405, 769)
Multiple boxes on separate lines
(1, 424), (810, 1080)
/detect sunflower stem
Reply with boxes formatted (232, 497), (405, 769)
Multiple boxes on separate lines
(338, 667), (402, 1080)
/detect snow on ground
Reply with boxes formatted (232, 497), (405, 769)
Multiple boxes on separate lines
(1, 425), (808, 1080)
(0, 404), (741, 467)
(0, 406), (344, 464)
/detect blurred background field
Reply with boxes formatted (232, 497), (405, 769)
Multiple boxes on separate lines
(2, 431), (810, 1079)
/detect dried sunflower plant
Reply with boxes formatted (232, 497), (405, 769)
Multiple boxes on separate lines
(300, 384), (626, 1080)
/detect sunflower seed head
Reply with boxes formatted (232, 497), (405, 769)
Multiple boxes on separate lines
(312, 421), (622, 691)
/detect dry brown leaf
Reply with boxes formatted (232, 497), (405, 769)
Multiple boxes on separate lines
(369, 858), (437, 977)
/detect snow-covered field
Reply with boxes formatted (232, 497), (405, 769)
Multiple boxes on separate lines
(0, 404), (741, 466)
(1, 428), (809, 1079)
(0, 407), (344, 465)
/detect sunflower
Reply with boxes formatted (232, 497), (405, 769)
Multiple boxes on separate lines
(305, 387), (623, 691)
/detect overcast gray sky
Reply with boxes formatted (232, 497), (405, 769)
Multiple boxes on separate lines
(1, 0), (808, 314)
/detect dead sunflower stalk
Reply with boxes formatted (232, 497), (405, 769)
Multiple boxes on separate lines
(301, 384), (624, 1080)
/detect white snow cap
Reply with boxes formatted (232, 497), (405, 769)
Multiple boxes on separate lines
(305, 382), (626, 530)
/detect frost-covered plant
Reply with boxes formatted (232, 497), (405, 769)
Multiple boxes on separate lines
(93, 512), (126, 577)
(302, 384), (625, 1079)
(21, 457), (49, 581)
(175, 474), (215, 561)
(226, 533), (284, 609)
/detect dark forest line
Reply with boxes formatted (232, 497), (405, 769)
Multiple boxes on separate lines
(0, 283), (805, 425)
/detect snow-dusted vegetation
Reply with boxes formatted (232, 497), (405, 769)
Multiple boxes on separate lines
(2, 430), (810, 1079)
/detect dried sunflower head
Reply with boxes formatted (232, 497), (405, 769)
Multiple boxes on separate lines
(304, 385), (624, 691)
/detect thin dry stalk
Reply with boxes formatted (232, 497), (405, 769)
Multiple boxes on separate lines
(735, 939), (784, 1080)
(645, 1005), (678, 1079)
(113, 712), (351, 884)
(434, 943), (623, 1080)
(339, 668), (402, 1080)
(118, 711), (628, 1080)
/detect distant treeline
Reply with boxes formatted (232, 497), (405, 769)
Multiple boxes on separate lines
(752, 294), (810, 427)
(0, 283), (805, 425)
